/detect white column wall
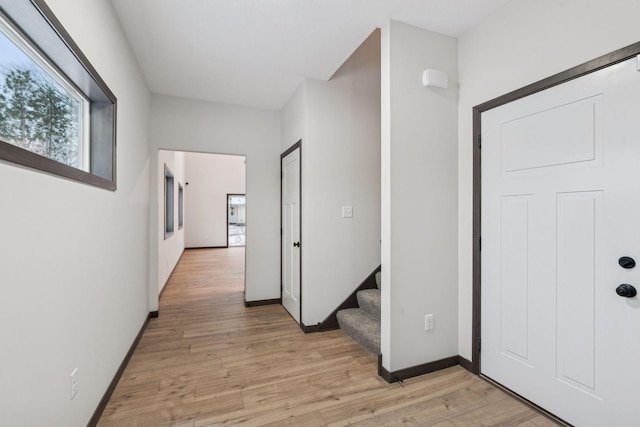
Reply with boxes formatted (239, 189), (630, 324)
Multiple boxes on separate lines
(382, 21), (458, 371)
(0, 0), (151, 425)
(380, 21), (392, 368)
(281, 84), (306, 153)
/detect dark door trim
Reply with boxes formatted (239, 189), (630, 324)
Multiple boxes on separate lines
(226, 193), (246, 248)
(471, 41), (640, 375)
(281, 140), (302, 325)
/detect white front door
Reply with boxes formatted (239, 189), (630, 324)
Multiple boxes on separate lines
(282, 146), (301, 323)
(482, 56), (640, 426)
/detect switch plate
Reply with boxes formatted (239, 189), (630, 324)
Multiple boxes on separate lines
(70, 368), (78, 399)
(342, 206), (353, 218)
(425, 314), (434, 331)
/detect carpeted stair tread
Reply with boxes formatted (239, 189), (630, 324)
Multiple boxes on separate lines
(357, 289), (381, 321)
(336, 308), (380, 355)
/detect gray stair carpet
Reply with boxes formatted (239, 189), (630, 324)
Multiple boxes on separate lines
(336, 270), (382, 354)
(336, 308), (380, 354)
(357, 289), (381, 321)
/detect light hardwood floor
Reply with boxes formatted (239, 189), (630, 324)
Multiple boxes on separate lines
(98, 248), (558, 427)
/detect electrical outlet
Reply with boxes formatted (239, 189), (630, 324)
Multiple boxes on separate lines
(342, 206), (353, 218)
(425, 314), (434, 331)
(70, 368), (78, 400)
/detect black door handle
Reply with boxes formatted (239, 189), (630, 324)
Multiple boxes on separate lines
(293, 242), (300, 248)
(616, 284), (637, 298)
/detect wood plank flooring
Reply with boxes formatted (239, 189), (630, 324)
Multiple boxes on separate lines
(98, 248), (558, 427)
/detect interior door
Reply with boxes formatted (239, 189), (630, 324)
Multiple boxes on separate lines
(481, 56), (640, 426)
(282, 146), (301, 323)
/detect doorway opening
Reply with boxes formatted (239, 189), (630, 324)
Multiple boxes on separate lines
(156, 150), (246, 302)
(227, 194), (246, 247)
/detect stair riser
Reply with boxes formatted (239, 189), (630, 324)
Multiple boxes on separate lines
(357, 289), (381, 321)
(336, 309), (380, 355)
(336, 269), (382, 355)
(357, 297), (380, 320)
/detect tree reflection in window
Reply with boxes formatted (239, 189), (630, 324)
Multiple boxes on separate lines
(0, 17), (87, 170)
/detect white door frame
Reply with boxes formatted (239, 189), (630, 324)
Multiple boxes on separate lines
(281, 140), (302, 323)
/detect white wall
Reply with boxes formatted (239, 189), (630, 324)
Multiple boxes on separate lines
(457, 0), (640, 361)
(380, 20), (392, 371)
(184, 153), (246, 248)
(0, 0), (151, 425)
(158, 150), (185, 294)
(281, 29), (381, 326)
(382, 21), (458, 371)
(150, 95), (280, 304)
(281, 84), (306, 153)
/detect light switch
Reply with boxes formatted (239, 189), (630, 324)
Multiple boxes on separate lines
(342, 206), (353, 218)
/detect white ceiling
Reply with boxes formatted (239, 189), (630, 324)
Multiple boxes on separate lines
(110, 0), (510, 110)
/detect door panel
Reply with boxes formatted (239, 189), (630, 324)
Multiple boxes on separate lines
(556, 192), (600, 392)
(500, 195), (531, 363)
(282, 147), (300, 323)
(501, 95), (600, 173)
(482, 57), (640, 426)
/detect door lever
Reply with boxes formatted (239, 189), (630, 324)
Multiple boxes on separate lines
(293, 242), (300, 248)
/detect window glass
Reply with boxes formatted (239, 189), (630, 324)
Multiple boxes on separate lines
(178, 183), (184, 229)
(165, 165), (174, 239)
(0, 16), (89, 170)
(0, 0), (116, 190)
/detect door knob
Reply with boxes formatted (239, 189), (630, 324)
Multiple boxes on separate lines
(616, 284), (637, 298)
(293, 241), (300, 247)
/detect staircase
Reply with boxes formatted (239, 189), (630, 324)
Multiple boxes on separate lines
(336, 271), (381, 354)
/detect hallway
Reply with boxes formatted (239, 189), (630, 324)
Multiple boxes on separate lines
(98, 248), (557, 426)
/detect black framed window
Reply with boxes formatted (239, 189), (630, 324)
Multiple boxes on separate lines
(164, 165), (174, 239)
(0, 0), (117, 190)
(178, 183), (184, 230)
